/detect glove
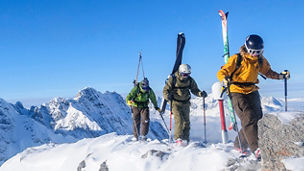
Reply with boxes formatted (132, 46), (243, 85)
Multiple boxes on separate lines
(167, 93), (173, 101)
(127, 100), (135, 106)
(222, 76), (231, 87)
(199, 91), (207, 98)
(279, 70), (290, 80)
(155, 107), (161, 113)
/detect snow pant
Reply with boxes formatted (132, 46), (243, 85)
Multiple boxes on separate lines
(131, 106), (150, 138)
(230, 91), (263, 152)
(172, 100), (191, 141)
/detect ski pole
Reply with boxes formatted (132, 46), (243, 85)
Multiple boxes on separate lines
(158, 111), (170, 136)
(219, 87), (229, 144)
(203, 97), (207, 143)
(218, 98), (228, 144)
(284, 70), (288, 112)
(169, 100), (173, 144)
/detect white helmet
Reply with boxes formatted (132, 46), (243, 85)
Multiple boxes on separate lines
(178, 64), (191, 74)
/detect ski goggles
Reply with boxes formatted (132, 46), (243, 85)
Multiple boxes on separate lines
(141, 84), (149, 90)
(180, 72), (190, 77)
(247, 49), (264, 56)
(245, 44), (264, 56)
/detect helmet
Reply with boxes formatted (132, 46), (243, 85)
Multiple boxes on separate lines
(178, 64), (191, 78)
(245, 34), (264, 56)
(178, 64), (191, 74)
(140, 78), (149, 91)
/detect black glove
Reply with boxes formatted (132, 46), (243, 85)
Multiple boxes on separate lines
(168, 93), (173, 101)
(199, 91), (207, 98)
(223, 76), (231, 87)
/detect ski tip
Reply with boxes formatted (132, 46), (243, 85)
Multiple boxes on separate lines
(178, 32), (184, 36)
(218, 10), (229, 19)
(218, 10), (224, 16)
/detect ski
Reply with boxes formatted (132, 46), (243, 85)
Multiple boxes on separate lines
(218, 10), (238, 132)
(160, 33), (186, 114)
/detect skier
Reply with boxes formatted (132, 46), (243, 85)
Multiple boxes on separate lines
(217, 34), (290, 159)
(126, 78), (160, 141)
(163, 64), (207, 145)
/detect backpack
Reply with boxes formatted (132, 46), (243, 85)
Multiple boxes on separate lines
(230, 53), (265, 81)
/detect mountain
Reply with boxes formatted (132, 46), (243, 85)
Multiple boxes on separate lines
(0, 98), (73, 166)
(0, 87), (168, 165)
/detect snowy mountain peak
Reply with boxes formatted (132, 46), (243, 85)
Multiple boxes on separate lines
(74, 87), (100, 101)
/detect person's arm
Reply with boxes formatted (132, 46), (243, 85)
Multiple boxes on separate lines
(259, 57), (281, 79)
(126, 87), (137, 105)
(190, 78), (201, 96)
(149, 89), (159, 110)
(190, 78), (207, 98)
(163, 76), (173, 101)
(217, 54), (238, 82)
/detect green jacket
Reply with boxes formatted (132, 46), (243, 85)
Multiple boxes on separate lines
(126, 83), (159, 109)
(163, 72), (202, 102)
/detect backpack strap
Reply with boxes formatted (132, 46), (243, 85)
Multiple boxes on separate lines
(230, 53), (242, 80)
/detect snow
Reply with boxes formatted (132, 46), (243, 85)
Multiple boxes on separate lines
(268, 111), (303, 124)
(0, 133), (240, 171)
(282, 157), (304, 171)
(0, 83), (304, 171)
(55, 103), (102, 131)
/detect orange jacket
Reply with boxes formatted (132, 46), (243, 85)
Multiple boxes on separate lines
(217, 46), (280, 94)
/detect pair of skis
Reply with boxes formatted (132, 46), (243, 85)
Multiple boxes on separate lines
(218, 10), (241, 146)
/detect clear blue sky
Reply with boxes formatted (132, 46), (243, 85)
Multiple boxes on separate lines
(0, 0), (303, 106)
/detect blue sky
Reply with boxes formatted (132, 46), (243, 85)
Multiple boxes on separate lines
(0, 0), (303, 106)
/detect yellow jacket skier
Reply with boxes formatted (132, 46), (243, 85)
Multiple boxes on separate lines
(217, 34), (290, 159)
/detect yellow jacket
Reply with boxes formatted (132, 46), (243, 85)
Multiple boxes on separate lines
(217, 46), (280, 94)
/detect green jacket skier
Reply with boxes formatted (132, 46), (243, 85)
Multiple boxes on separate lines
(163, 64), (207, 145)
(126, 78), (160, 140)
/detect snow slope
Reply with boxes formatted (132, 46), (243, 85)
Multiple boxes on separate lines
(0, 133), (249, 171)
(1, 83), (303, 170)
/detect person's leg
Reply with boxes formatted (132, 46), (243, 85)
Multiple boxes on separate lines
(234, 128), (249, 151)
(140, 107), (150, 137)
(173, 102), (183, 140)
(231, 92), (261, 152)
(132, 107), (141, 139)
(182, 103), (191, 142)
